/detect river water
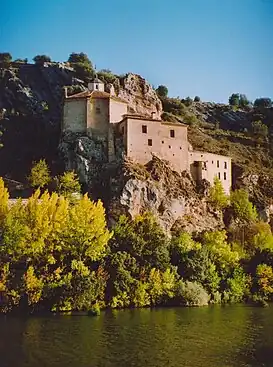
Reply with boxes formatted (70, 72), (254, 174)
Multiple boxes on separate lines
(0, 305), (273, 367)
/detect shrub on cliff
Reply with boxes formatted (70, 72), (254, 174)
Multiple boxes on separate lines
(68, 52), (94, 80)
(254, 98), (272, 109)
(0, 53), (12, 65)
(156, 85), (168, 98)
(28, 159), (51, 188)
(230, 189), (257, 223)
(209, 177), (229, 210)
(55, 171), (81, 200)
(33, 55), (51, 64)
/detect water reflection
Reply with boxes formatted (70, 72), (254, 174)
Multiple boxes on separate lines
(0, 306), (272, 367)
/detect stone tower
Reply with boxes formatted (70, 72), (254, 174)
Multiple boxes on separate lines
(88, 77), (105, 92)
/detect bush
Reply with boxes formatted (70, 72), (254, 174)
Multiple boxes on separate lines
(254, 264), (273, 301)
(56, 171), (81, 199)
(0, 53), (12, 64)
(182, 96), (193, 107)
(251, 120), (268, 140)
(156, 85), (168, 98)
(176, 280), (209, 306)
(68, 52), (94, 80)
(209, 177), (229, 210)
(28, 159), (51, 188)
(230, 189), (257, 223)
(254, 98), (272, 109)
(162, 97), (185, 116)
(194, 96), (201, 102)
(33, 55), (51, 64)
(226, 267), (250, 303)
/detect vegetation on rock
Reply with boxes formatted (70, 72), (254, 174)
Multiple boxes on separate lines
(1, 175), (273, 314)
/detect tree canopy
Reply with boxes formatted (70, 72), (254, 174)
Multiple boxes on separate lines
(254, 98), (272, 109)
(33, 55), (52, 64)
(156, 85), (168, 98)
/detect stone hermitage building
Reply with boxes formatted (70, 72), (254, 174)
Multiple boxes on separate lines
(63, 78), (232, 193)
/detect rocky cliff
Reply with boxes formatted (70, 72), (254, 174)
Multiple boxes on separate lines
(1, 61), (273, 232)
(0, 63), (162, 180)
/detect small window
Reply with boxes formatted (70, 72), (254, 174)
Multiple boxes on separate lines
(148, 139), (152, 146)
(217, 160), (219, 168)
(173, 154), (175, 156)
(169, 145), (171, 149)
(142, 125), (147, 134)
(201, 154), (203, 157)
(212, 160), (214, 164)
(224, 172), (227, 180)
(224, 162), (227, 169)
(96, 84), (99, 90)
(162, 141), (164, 144)
(218, 172), (221, 179)
(180, 147), (182, 150)
(170, 129), (175, 138)
(96, 107), (101, 114)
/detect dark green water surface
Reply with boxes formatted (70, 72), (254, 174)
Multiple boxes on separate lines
(1, 305), (273, 367)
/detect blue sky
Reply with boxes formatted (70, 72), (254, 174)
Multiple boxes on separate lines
(1, 0), (272, 103)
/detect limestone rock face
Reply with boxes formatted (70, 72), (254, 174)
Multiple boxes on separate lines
(108, 73), (162, 119)
(109, 157), (224, 233)
(59, 132), (108, 190)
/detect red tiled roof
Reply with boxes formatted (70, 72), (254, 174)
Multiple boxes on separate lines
(66, 90), (127, 103)
(66, 90), (92, 99)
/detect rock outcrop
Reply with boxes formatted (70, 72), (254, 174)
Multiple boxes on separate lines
(108, 156), (224, 233)
(112, 73), (162, 119)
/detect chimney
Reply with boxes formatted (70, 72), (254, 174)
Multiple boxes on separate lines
(64, 87), (68, 99)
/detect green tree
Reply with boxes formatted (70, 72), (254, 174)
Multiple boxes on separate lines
(0, 53), (12, 64)
(254, 98), (272, 109)
(251, 120), (268, 141)
(33, 55), (51, 64)
(156, 85), (168, 98)
(225, 267), (251, 303)
(28, 159), (51, 188)
(209, 177), (229, 210)
(194, 96), (201, 102)
(230, 189), (257, 223)
(68, 52), (94, 80)
(202, 230), (240, 270)
(229, 93), (240, 107)
(56, 171), (81, 199)
(110, 214), (170, 271)
(255, 264), (273, 301)
(182, 96), (193, 106)
(238, 94), (250, 108)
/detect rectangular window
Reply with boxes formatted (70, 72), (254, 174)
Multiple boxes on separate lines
(148, 139), (152, 146)
(170, 129), (175, 138)
(212, 161), (214, 164)
(224, 172), (227, 180)
(224, 162), (227, 169)
(96, 107), (101, 114)
(217, 160), (219, 168)
(218, 172), (221, 179)
(142, 125), (147, 134)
